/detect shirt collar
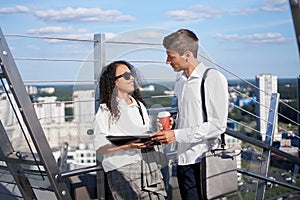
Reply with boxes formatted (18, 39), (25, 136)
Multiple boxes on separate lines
(180, 62), (207, 80)
(117, 95), (138, 108)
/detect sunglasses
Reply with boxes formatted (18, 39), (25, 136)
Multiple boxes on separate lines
(115, 72), (134, 80)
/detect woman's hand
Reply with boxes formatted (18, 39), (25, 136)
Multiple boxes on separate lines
(125, 139), (155, 149)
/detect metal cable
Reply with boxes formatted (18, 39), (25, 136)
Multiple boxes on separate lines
(15, 57), (98, 62)
(5, 32), (300, 155)
(5, 34), (96, 43)
(198, 52), (299, 141)
(0, 78), (44, 180)
(228, 117), (261, 135)
(5, 34), (164, 45)
(106, 41), (161, 46)
(23, 80), (96, 83)
(198, 52), (300, 140)
(232, 87), (300, 127)
(230, 88), (298, 140)
(279, 99), (299, 115)
(198, 53), (272, 99)
(230, 103), (259, 120)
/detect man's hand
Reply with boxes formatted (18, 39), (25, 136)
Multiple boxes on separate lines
(157, 117), (174, 131)
(151, 130), (176, 144)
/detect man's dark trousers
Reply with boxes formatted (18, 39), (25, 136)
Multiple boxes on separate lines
(177, 162), (203, 200)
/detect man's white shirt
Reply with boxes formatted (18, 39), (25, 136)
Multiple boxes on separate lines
(174, 62), (229, 165)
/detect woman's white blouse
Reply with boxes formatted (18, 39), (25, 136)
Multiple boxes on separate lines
(93, 97), (150, 172)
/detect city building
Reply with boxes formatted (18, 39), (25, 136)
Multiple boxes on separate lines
(73, 90), (95, 123)
(25, 85), (38, 95)
(33, 96), (65, 124)
(255, 74), (279, 141)
(52, 143), (96, 170)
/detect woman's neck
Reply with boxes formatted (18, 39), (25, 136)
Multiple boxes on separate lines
(126, 97), (133, 104)
(118, 93), (132, 105)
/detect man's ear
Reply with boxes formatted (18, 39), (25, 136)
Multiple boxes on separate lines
(184, 50), (193, 58)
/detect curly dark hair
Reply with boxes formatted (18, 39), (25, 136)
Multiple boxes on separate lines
(99, 60), (146, 123)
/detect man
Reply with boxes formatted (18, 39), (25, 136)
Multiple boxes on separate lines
(152, 29), (229, 199)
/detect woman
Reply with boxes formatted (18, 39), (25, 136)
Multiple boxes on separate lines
(94, 60), (167, 200)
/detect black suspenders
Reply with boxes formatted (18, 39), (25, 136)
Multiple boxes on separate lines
(135, 100), (145, 125)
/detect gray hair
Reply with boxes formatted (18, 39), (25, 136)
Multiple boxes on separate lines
(163, 29), (199, 57)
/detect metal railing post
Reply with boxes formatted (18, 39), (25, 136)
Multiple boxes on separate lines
(94, 33), (106, 111)
(256, 93), (280, 200)
(94, 33), (106, 199)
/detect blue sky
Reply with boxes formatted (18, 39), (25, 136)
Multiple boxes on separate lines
(0, 0), (299, 83)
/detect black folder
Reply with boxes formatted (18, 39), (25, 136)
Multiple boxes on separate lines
(106, 134), (153, 146)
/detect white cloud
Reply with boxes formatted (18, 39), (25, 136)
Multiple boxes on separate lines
(166, 5), (226, 21)
(0, 5), (30, 15)
(27, 26), (74, 34)
(104, 33), (117, 39)
(168, 1), (289, 20)
(26, 26), (94, 44)
(236, 0), (288, 16)
(34, 7), (135, 23)
(260, 0), (288, 12)
(25, 25), (119, 44)
(105, 28), (167, 45)
(62, 33), (94, 41)
(213, 32), (288, 44)
(136, 31), (165, 40)
(235, 8), (259, 16)
(44, 32), (94, 44)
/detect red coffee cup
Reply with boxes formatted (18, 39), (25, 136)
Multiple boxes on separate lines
(158, 111), (171, 130)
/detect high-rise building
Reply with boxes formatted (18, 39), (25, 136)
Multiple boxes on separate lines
(25, 85), (38, 95)
(73, 90), (95, 123)
(34, 96), (65, 124)
(255, 74), (279, 141)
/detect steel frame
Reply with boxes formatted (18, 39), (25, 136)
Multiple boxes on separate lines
(0, 27), (72, 200)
